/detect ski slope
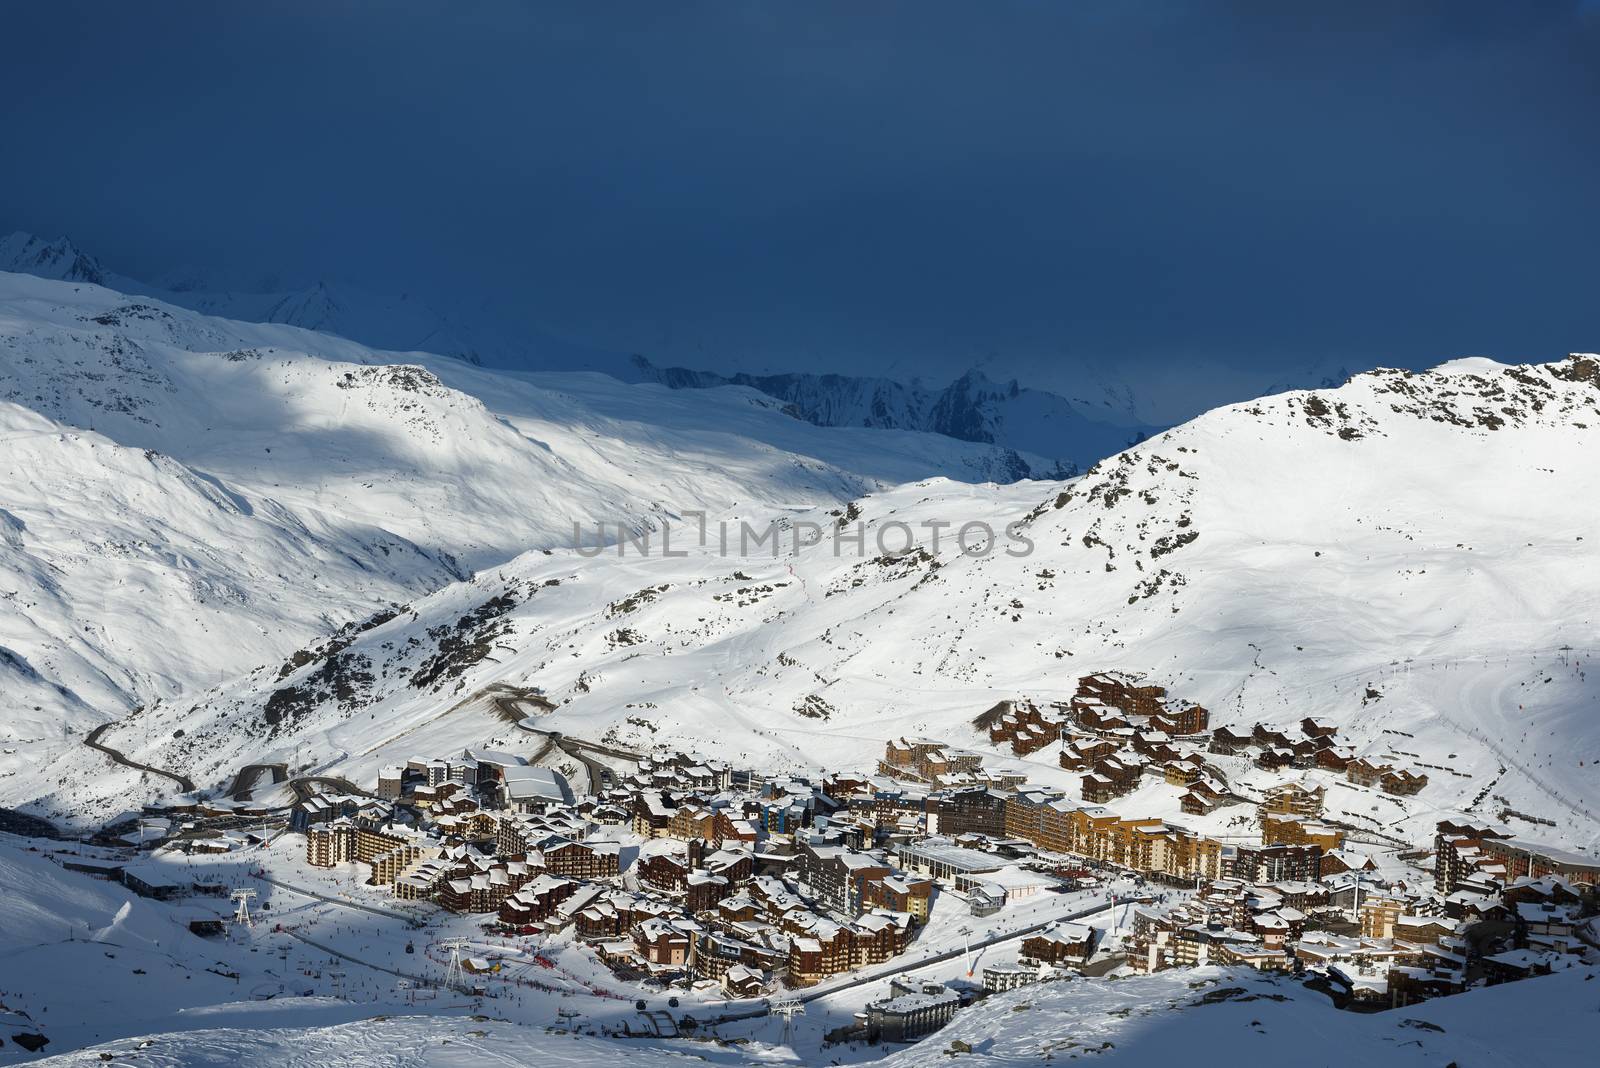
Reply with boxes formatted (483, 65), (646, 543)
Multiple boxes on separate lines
(0, 270), (1051, 818)
(43, 355), (1600, 853)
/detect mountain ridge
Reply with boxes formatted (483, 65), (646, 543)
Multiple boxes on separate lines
(630, 356), (1159, 476)
(29, 352), (1599, 855)
(2, 231), (1148, 474)
(0, 268), (1053, 818)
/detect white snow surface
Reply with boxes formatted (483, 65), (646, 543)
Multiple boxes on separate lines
(2, 241), (1599, 1068)
(35, 969), (1600, 1067)
(0, 270), (1047, 815)
(30, 351), (1600, 855)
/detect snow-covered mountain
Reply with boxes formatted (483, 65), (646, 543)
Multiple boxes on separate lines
(0, 270), (1053, 816)
(2, 232), (1162, 474)
(0, 398), (461, 750)
(632, 358), (1156, 476)
(0, 272), (1040, 563)
(3, 248), (1597, 1068)
(0, 232), (111, 286)
(0, 231), (632, 375)
(39, 354), (1600, 853)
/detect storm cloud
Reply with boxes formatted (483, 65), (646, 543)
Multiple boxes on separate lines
(3, 1), (1596, 406)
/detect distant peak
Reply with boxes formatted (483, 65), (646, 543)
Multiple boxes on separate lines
(0, 231), (107, 286)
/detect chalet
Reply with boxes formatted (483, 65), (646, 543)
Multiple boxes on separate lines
(723, 963), (766, 998)
(1077, 672), (1168, 717)
(573, 900), (626, 941)
(1180, 781), (1226, 815)
(632, 791), (677, 838)
(1382, 767), (1428, 796)
(686, 871), (729, 912)
(694, 927), (785, 978)
(1393, 914), (1457, 946)
(1020, 921), (1095, 965)
(1359, 895), (1408, 939)
(1300, 717), (1339, 740)
(1260, 781), (1325, 820)
(1153, 700), (1209, 737)
(862, 875), (935, 922)
(931, 786), (1008, 837)
(1314, 745), (1355, 771)
(1058, 733), (1119, 771)
(1481, 949), (1557, 985)
(1163, 758), (1204, 787)
(879, 737), (983, 783)
(638, 852), (690, 892)
(1252, 724), (1320, 767)
(1255, 746), (1297, 771)
(542, 838), (620, 879)
(1260, 815), (1344, 852)
(1345, 759), (1431, 796)
(498, 875), (577, 927)
(1132, 730), (1179, 763)
(717, 894), (763, 924)
(989, 699), (1072, 756)
(667, 804), (720, 843)
(1209, 725), (1254, 755)
(1482, 837), (1600, 887)
(1503, 874), (1583, 908)
(291, 792), (383, 832)
(1319, 848), (1377, 879)
(1074, 701), (1132, 736)
(635, 918), (692, 966)
(704, 846), (755, 886)
(1082, 751), (1144, 801)
(1224, 843), (1322, 883)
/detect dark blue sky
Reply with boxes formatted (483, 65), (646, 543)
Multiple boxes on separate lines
(3, 1), (1596, 398)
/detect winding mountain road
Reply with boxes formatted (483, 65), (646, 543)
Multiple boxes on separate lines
(501, 689), (643, 793)
(82, 722), (195, 793)
(226, 762), (289, 801)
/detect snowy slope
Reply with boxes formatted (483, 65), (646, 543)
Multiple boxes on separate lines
(60, 356), (1600, 851)
(21, 1015), (717, 1068)
(17, 956), (1598, 1066)
(0, 271), (1043, 567)
(2, 233), (1163, 468)
(0, 271), (1058, 819)
(0, 231), (626, 374)
(875, 964), (1599, 1066)
(0, 399), (455, 751)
